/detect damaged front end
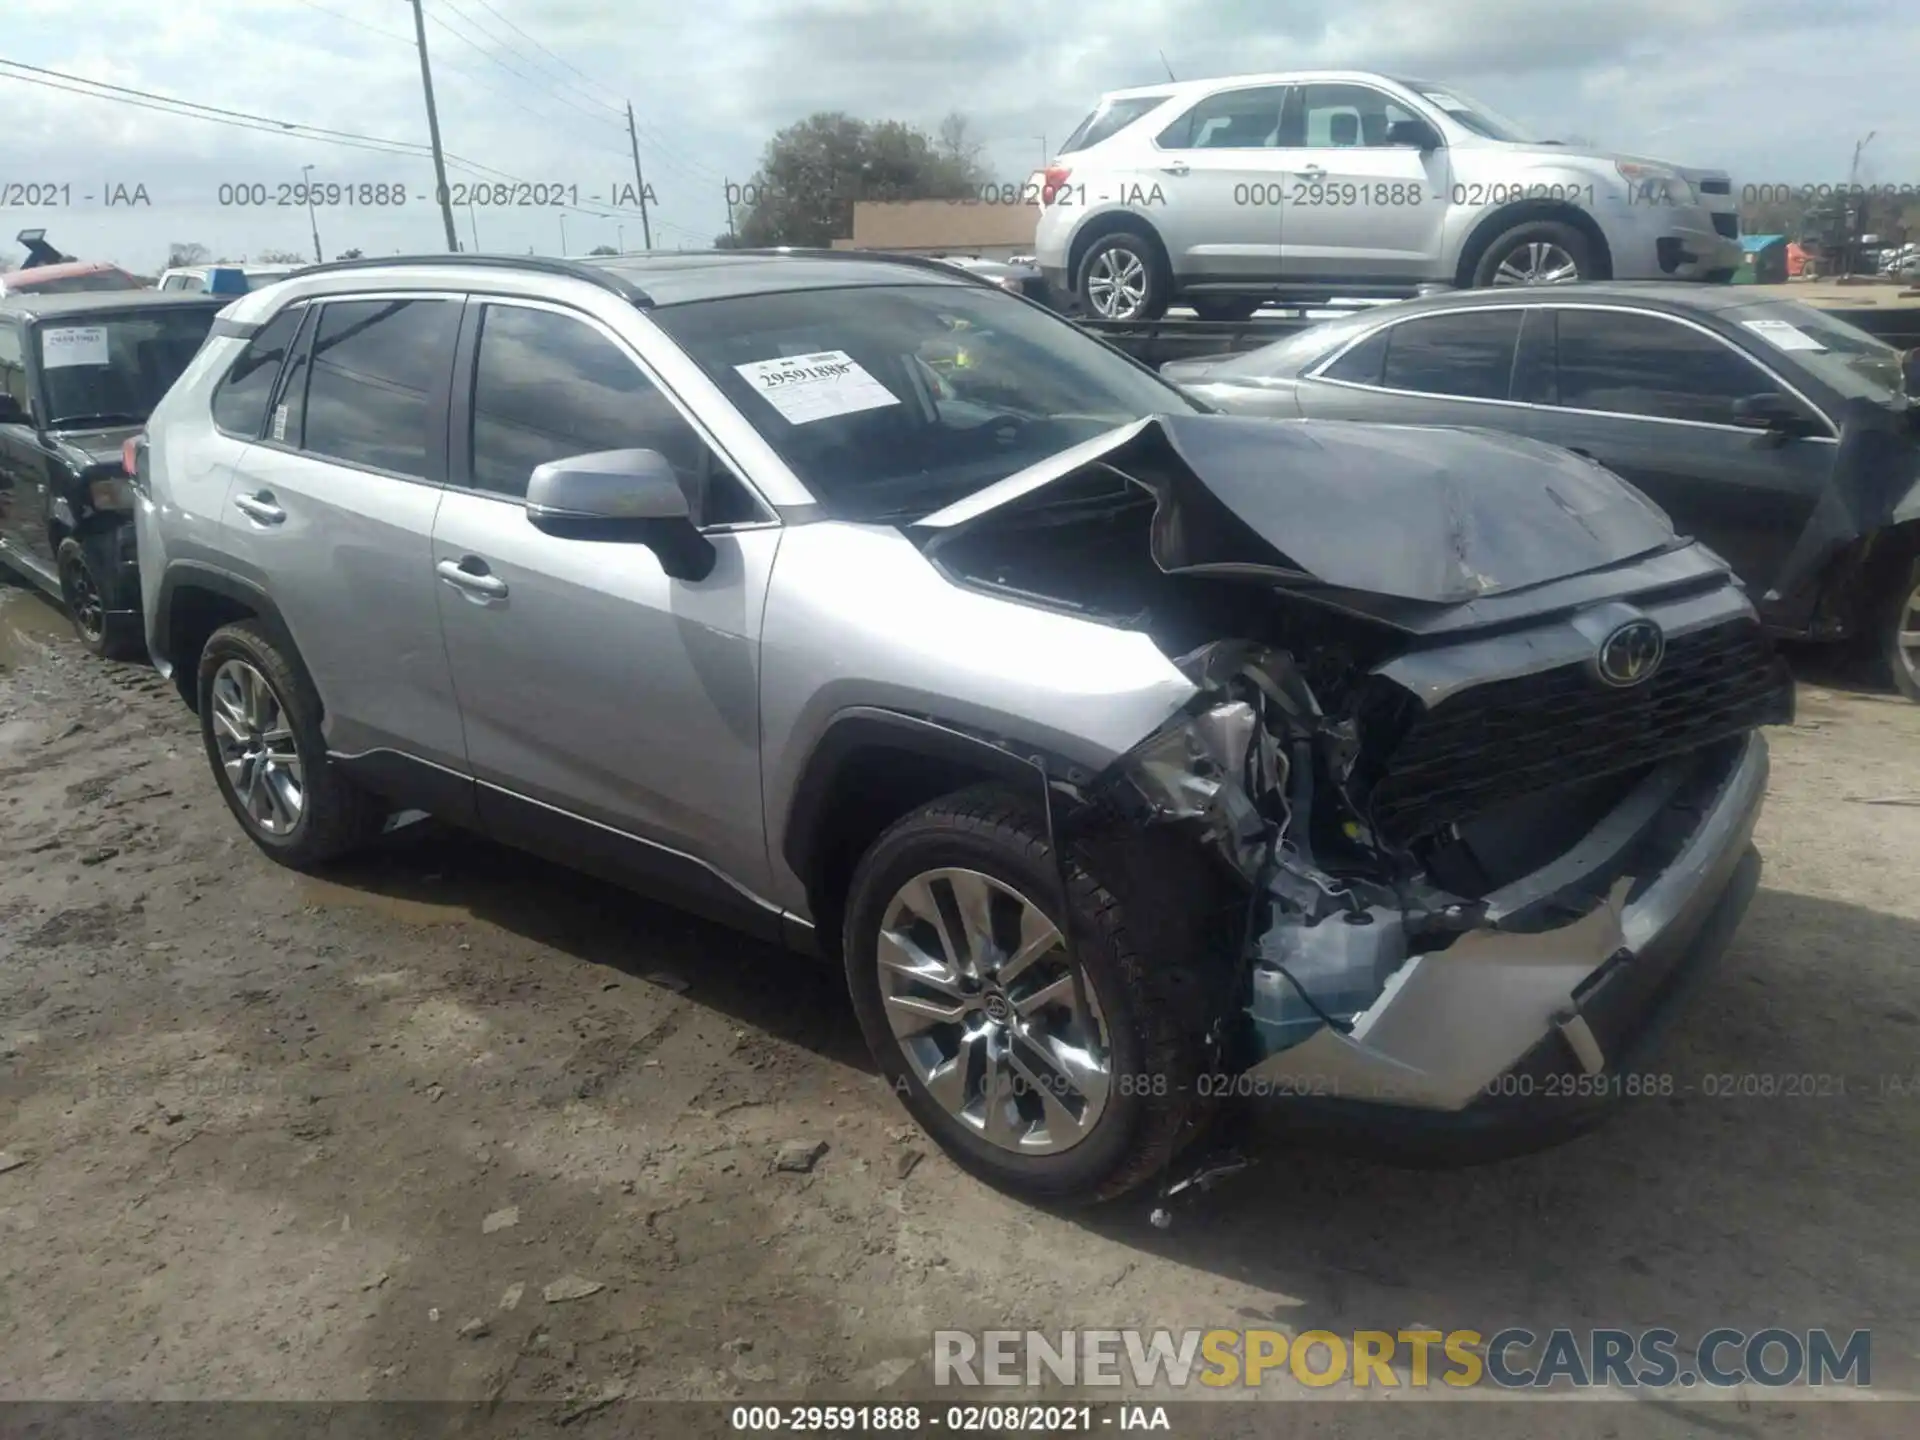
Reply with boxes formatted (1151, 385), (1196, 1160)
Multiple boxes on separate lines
(912, 414), (1792, 1124)
(1083, 635), (1774, 1118)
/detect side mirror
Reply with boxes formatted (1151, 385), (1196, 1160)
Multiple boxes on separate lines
(524, 448), (715, 581)
(1387, 119), (1442, 152)
(0, 392), (27, 426)
(1731, 392), (1817, 441)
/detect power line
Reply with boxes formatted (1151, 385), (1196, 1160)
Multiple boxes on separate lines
(428, 1), (623, 132)
(0, 58), (655, 220)
(420, 0), (729, 189)
(462, 0), (626, 110)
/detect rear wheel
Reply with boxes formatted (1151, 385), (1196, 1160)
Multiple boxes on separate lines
(842, 784), (1220, 1205)
(197, 621), (386, 866)
(1074, 229), (1171, 321)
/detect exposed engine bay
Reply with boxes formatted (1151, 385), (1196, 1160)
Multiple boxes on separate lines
(911, 418), (1795, 1085)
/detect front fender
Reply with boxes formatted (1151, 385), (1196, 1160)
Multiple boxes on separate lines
(757, 523), (1198, 913)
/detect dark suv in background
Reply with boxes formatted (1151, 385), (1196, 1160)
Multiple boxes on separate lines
(0, 290), (225, 656)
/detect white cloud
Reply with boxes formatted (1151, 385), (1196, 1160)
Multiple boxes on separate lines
(0, 0), (1913, 269)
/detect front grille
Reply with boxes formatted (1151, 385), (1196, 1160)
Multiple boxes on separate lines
(1712, 212), (1739, 239)
(1368, 620), (1785, 848)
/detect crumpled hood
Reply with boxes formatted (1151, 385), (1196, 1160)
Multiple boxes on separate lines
(914, 413), (1680, 605)
(49, 423), (141, 474)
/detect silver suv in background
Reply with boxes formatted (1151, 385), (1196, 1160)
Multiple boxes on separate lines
(1032, 71), (1741, 320)
(134, 251), (1787, 1206)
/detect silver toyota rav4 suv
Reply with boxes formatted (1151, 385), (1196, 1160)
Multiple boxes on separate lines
(133, 251), (1791, 1206)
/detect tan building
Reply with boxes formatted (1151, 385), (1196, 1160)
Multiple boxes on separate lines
(832, 199), (1038, 260)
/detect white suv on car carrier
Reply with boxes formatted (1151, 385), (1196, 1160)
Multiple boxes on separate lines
(1031, 70), (1742, 320)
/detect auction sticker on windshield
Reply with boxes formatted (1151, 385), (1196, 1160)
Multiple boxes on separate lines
(734, 350), (900, 425)
(41, 326), (110, 369)
(1741, 319), (1827, 352)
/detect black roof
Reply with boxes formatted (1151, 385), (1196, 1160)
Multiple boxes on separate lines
(278, 248), (984, 310)
(1343, 281), (1800, 321)
(0, 290), (228, 321)
(591, 249), (980, 306)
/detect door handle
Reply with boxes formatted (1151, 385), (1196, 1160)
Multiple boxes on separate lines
(232, 491), (285, 525)
(436, 557), (508, 599)
(1295, 164), (1326, 179)
(1159, 162), (1191, 177)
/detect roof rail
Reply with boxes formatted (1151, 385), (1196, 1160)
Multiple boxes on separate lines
(717, 247), (1004, 290)
(283, 252), (654, 307)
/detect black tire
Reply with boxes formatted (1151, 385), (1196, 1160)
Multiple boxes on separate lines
(1074, 228), (1171, 321)
(1190, 297), (1261, 323)
(1870, 551), (1920, 703)
(1469, 219), (1595, 288)
(842, 783), (1224, 1205)
(56, 535), (142, 661)
(197, 620), (385, 866)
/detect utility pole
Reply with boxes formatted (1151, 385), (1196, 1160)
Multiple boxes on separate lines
(624, 101), (654, 250)
(724, 178), (735, 242)
(302, 163), (323, 263)
(408, 0), (460, 252)
(559, 213), (568, 255)
(467, 199), (479, 252)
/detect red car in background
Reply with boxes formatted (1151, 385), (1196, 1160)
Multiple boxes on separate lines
(0, 231), (143, 297)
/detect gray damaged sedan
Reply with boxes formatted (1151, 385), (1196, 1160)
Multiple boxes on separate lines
(137, 254), (1793, 1206)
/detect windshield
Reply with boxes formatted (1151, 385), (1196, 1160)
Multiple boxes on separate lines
(649, 283), (1199, 521)
(33, 307), (219, 428)
(1415, 86), (1537, 143)
(1730, 302), (1906, 405)
(1201, 312), (1389, 381)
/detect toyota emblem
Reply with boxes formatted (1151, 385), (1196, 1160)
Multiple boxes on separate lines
(1596, 618), (1664, 687)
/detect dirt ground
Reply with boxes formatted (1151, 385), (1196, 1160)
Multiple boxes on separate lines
(2, 581), (1918, 1435)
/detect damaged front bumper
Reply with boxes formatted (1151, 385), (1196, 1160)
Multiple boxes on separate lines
(1242, 731), (1768, 1151)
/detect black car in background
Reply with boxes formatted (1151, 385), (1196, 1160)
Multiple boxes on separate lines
(0, 291), (226, 657)
(1164, 284), (1920, 697)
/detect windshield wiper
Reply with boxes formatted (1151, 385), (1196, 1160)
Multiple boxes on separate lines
(48, 411), (144, 429)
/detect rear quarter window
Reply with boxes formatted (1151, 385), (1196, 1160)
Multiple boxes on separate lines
(1059, 96), (1168, 154)
(211, 307), (302, 439)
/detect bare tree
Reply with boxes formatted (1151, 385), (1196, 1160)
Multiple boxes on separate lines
(167, 242), (211, 268)
(935, 111), (985, 171)
(255, 249), (310, 264)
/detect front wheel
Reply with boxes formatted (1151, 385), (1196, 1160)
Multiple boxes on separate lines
(1472, 220), (1594, 287)
(842, 784), (1219, 1205)
(1873, 553), (1920, 702)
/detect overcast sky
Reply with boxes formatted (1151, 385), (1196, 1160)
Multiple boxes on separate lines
(1, 0), (1914, 271)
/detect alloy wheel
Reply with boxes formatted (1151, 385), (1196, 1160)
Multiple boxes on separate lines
(210, 658), (305, 836)
(60, 551), (104, 643)
(1491, 241), (1582, 285)
(1084, 246), (1150, 318)
(877, 867), (1112, 1155)
(1897, 580), (1920, 695)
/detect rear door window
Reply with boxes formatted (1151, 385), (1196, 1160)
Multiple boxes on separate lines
(1379, 310), (1522, 400)
(296, 298), (459, 476)
(1157, 87), (1288, 150)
